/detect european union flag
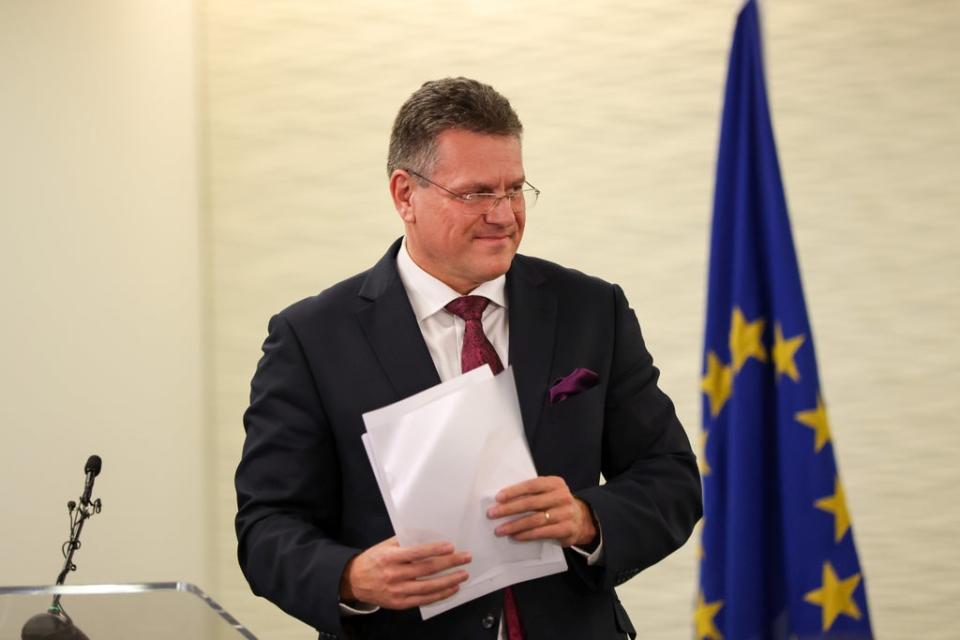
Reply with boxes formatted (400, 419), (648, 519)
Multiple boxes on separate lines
(696, 2), (874, 638)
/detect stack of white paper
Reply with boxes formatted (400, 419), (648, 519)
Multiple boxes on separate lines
(361, 366), (568, 619)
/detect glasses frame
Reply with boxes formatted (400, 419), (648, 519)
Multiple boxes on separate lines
(405, 169), (540, 215)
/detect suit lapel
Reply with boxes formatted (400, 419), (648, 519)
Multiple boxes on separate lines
(356, 239), (441, 400)
(507, 256), (557, 447)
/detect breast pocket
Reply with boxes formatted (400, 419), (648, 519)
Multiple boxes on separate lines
(534, 384), (605, 480)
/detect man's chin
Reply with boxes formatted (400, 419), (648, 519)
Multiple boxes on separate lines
(477, 255), (516, 282)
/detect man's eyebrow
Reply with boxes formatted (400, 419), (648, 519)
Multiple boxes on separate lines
(457, 181), (494, 193)
(455, 177), (527, 193)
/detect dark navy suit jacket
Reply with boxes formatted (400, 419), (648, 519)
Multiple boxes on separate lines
(235, 239), (702, 639)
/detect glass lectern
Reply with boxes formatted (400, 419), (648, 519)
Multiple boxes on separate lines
(0, 582), (257, 639)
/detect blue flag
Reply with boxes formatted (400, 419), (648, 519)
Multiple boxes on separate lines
(696, 2), (874, 638)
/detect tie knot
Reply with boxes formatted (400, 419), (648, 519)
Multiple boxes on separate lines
(445, 295), (489, 322)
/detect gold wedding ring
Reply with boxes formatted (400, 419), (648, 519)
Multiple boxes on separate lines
(543, 510), (551, 522)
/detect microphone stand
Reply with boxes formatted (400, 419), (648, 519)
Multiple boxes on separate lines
(21, 458), (102, 640)
(49, 496), (102, 616)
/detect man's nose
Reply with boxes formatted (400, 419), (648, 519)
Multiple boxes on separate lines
(484, 195), (517, 224)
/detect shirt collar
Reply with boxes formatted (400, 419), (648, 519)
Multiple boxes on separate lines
(396, 237), (507, 322)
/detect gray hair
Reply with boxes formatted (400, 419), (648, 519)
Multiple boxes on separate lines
(387, 77), (523, 176)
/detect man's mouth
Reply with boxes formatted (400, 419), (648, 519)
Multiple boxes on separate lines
(474, 232), (513, 241)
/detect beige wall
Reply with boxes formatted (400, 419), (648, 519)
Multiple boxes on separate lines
(3, 0), (958, 638)
(0, 0), (208, 588)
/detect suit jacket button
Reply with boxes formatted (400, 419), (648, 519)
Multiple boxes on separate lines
(481, 613), (496, 629)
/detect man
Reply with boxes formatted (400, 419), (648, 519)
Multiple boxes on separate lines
(236, 77), (702, 640)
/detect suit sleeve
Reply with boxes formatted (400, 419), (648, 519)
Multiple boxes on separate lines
(573, 284), (703, 591)
(235, 313), (358, 637)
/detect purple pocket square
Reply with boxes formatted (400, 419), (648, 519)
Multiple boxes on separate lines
(549, 368), (599, 404)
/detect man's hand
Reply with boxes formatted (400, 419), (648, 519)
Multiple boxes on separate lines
(487, 476), (598, 548)
(339, 537), (471, 610)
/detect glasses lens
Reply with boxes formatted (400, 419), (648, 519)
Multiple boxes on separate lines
(490, 191), (536, 214)
(465, 195), (497, 215)
(461, 190), (538, 215)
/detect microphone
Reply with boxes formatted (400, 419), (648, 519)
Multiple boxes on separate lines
(79, 455), (101, 507)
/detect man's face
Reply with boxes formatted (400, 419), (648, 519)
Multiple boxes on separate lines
(398, 129), (526, 294)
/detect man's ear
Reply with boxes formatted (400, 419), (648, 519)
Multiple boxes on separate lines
(389, 170), (416, 223)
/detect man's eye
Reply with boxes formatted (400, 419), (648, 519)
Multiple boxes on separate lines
(462, 193), (493, 202)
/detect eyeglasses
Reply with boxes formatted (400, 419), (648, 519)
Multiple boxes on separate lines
(406, 169), (540, 216)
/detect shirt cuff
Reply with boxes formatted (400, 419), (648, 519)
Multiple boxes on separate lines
(339, 601), (379, 616)
(569, 522), (604, 566)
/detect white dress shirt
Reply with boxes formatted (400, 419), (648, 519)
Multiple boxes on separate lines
(396, 237), (509, 382)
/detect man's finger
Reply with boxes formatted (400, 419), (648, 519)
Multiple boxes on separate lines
(510, 524), (569, 543)
(380, 571), (467, 609)
(392, 584), (462, 609)
(396, 569), (469, 598)
(488, 493), (561, 518)
(390, 541), (456, 563)
(495, 476), (558, 502)
(397, 552), (472, 581)
(495, 509), (566, 536)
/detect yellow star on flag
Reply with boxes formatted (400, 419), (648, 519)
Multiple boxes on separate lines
(701, 352), (733, 418)
(815, 476), (851, 543)
(803, 561), (862, 631)
(772, 323), (805, 382)
(693, 591), (724, 640)
(795, 394), (831, 453)
(699, 430), (712, 476)
(729, 307), (767, 372)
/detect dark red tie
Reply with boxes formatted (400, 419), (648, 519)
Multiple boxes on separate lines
(444, 296), (523, 640)
(445, 296), (504, 376)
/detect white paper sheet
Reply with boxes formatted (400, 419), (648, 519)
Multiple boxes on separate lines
(361, 367), (567, 619)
